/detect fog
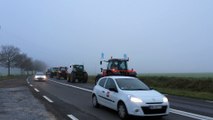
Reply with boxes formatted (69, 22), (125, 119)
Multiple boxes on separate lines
(1, 0), (213, 74)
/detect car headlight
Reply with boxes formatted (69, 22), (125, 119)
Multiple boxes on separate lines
(130, 96), (143, 103)
(163, 97), (168, 103)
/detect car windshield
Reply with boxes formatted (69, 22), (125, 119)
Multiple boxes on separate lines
(115, 78), (150, 90)
(36, 72), (44, 75)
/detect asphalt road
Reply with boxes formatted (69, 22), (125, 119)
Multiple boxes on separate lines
(28, 77), (213, 120)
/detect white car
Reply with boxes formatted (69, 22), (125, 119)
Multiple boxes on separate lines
(92, 76), (169, 119)
(34, 72), (48, 81)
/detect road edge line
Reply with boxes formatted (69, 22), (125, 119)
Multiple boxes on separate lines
(67, 114), (79, 120)
(34, 88), (40, 92)
(49, 79), (93, 93)
(43, 95), (54, 103)
(170, 108), (213, 120)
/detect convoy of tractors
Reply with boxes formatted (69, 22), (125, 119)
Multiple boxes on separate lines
(46, 56), (137, 84)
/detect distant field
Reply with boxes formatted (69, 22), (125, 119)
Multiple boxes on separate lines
(139, 73), (213, 78)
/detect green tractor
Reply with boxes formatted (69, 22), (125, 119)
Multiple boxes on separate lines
(67, 65), (88, 83)
(49, 67), (59, 78)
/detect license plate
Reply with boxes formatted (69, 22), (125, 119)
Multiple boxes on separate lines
(149, 105), (162, 109)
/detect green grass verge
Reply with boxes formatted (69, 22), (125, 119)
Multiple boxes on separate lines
(140, 72), (213, 78)
(153, 87), (213, 101)
(88, 76), (96, 83)
(0, 75), (27, 81)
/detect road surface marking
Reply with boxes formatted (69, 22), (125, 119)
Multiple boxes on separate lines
(43, 95), (53, 103)
(206, 100), (213, 103)
(29, 84), (33, 87)
(50, 79), (213, 120)
(26, 78), (30, 84)
(170, 108), (213, 120)
(34, 88), (40, 92)
(67, 114), (79, 120)
(49, 79), (93, 93)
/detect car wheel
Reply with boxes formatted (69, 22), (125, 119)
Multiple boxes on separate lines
(118, 102), (128, 120)
(92, 95), (99, 108)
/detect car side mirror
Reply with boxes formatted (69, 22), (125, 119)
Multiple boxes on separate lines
(109, 88), (118, 92)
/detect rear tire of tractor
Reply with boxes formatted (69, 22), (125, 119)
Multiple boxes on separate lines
(71, 72), (76, 83)
(67, 75), (71, 82)
(83, 72), (88, 83)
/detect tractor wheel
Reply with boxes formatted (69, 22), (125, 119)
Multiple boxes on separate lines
(67, 74), (71, 82)
(71, 72), (76, 83)
(64, 75), (67, 80)
(95, 74), (102, 85)
(57, 74), (60, 80)
(82, 72), (88, 83)
(50, 73), (53, 78)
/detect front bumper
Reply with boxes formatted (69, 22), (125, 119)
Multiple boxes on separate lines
(126, 102), (169, 117)
(34, 77), (47, 81)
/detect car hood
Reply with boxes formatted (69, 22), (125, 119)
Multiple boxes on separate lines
(124, 90), (165, 103)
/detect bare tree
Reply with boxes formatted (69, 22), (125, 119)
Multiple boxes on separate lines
(24, 57), (34, 75)
(0, 45), (20, 76)
(14, 53), (29, 74)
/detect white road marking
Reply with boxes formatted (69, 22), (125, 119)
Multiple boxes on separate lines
(206, 100), (213, 103)
(67, 114), (79, 120)
(170, 108), (213, 120)
(34, 88), (40, 92)
(29, 84), (33, 87)
(49, 79), (93, 93)
(26, 78), (30, 84)
(50, 79), (213, 120)
(43, 95), (54, 103)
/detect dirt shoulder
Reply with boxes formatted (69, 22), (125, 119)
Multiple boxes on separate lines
(0, 77), (57, 120)
(0, 78), (27, 88)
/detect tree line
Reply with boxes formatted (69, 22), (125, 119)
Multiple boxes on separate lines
(0, 45), (47, 76)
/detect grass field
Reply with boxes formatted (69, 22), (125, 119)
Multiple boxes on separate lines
(140, 72), (213, 78)
(0, 75), (26, 81)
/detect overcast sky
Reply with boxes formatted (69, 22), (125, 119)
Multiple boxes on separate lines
(0, 0), (213, 74)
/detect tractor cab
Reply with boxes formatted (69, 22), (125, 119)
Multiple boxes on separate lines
(107, 59), (128, 70)
(96, 57), (137, 84)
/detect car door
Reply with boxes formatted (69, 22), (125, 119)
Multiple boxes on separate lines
(104, 78), (119, 110)
(95, 78), (107, 106)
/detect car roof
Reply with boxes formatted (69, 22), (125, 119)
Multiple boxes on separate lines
(102, 76), (135, 79)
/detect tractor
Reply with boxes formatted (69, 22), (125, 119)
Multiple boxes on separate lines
(56, 67), (68, 80)
(49, 67), (59, 78)
(67, 64), (88, 83)
(95, 57), (137, 84)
